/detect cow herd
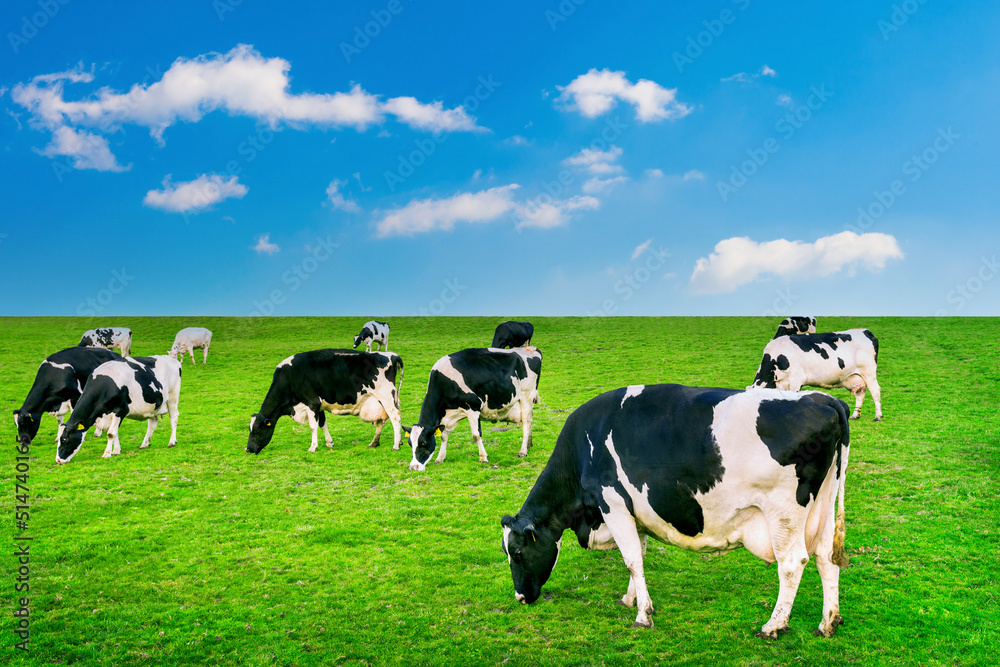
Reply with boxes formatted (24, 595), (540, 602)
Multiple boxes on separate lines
(14, 317), (884, 639)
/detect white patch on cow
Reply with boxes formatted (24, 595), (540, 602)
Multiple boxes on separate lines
(502, 526), (513, 566)
(434, 356), (477, 395)
(44, 360), (74, 371)
(277, 355), (295, 369)
(249, 415), (257, 432)
(408, 424), (426, 471)
(621, 385), (645, 407)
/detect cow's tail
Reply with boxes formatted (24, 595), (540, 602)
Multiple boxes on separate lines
(394, 354), (404, 398)
(831, 398), (851, 568)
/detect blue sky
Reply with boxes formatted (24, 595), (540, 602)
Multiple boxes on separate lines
(2, 1), (997, 316)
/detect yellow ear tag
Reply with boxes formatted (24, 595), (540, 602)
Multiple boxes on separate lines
(435, 428), (442, 436)
(530, 532), (537, 542)
(76, 423), (86, 431)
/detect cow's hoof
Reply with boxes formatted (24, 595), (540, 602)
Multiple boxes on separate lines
(516, 451), (528, 458)
(617, 598), (635, 609)
(873, 417), (882, 422)
(368, 442), (380, 448)
(139, 444), (150, 449)
(392, 445), (400, 451)
(167, 442), (177, 448)
(308, 448), (318, 453)
(479, 457), (489, 463)
(101, 453), (112, 459)
(630, 619), (653, 629)
(848, 414), (860, 420)
(755, 627), (786, 640)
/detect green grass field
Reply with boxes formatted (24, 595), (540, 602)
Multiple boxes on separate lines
(2, 317), (997, 666)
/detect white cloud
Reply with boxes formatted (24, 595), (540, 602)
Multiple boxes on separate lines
(683, 169), (705, 181)
(143, 174), (248, 213)
(471, 168), (482, 180)
(776, 94), (794, 108)
(631, 239), (653, 260)
(645, 168), (664, 178)
(760, 65), (777, 77)
(252, 233), (280, 255)
(689, 231), (904, 294)
(563, 145), (623, 175)
(374, 184), (601, 237)
(35, 125), (130, 172)
(582, 175), (628, 194)
(503, 135), (530, 146)
(325, 178), (360, 213)
(556, 68), (691, 122)
(13, 44), (485, 170)
(722, 65), (778, 83)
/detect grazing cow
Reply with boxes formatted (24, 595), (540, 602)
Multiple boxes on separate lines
(169, 327), (213, 365)
(405, 347), (542, 470)
(353, 320), (390, 352)
(14, 347), (120, 446)
(750, 328), (882, 421)
(501, 384), (850, 638)
(79, 327), (132, 356)
(492, 321), (534, 349)
(774, 316), (817, 338)
(246, 349), (403, 454)
(56, 355), (182, 463)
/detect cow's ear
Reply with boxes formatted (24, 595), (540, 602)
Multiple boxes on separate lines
(501, 514), (515, 528)
(524, 523), (538, 542)
(401, 424), (412, 434)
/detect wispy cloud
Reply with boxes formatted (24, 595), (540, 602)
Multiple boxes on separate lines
(325, 178), (360, 213)
(683, 169), (705, 181)
(631, 238), (653, 260)
(721, 65), (778, 83)
(563, 145), (624, 174)
(503, 135), (531, 146)
(252, 233), (280, 255)
(143, 174), (247, 213)
(689, 231), (904, 294)
(556, 68), (691, 122)
(35, 126), (130, 172)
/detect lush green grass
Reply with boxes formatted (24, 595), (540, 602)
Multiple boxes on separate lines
(2, 317), (997, 666)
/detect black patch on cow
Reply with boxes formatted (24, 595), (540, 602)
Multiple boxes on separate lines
(15, 347), (121, 443)
(863, 329), (879, 363)
(838, 357), (845, 369)
(417, 349), (529, 426)
(126, 358), (165, 408)
(577, 385), (732, 538)
(776, 354), (789, 371)
(492, 321), (534, 349)
(788, 332), (854, 359)
(773, 316), (814, 338)
(753, 353), (778, 388)
(755, 396), (842, 507)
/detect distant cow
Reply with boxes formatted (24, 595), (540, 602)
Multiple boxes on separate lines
(56, 355), (183, 463)
(492, 321), (534, 349)
(170, 327), (213, 365)
(751, 329), (882, 421)
(14, 347), (120, 446)
(353, 321), (390, 352)
(246, 349), (404, 454)
(405, 347), (542, 470)
(502, 384), (851, 638)
(774, 317), (817, 338)
(79, 327), (132, 356)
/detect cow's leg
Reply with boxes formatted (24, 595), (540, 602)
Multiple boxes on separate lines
(189, 348), (196, 365)
(864, 374), (883, 421)
(843, 374), (866, 419)
(467, 411), (490, 463)
(758, 519), (810, 639)
(812, 516), (845, 637)
(139, 416), (159, 449)
(600, 491), (654, 628)
(384, 398), (402, 451)
(307, 409), (323, 453)
(368, 420), (385, 448)
(102, 416), (122, 458)
(321, 418), (333, 448)
(166, 398), (179, 447)
(618, 534), (648, 609)
(435, 422), (460, 463)
(203, 343), (210, 364)
(517, 396), (533, 457)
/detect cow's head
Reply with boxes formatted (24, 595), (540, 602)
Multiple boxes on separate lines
(246, 412), (281, 454)
(750, 353), (785, 389)
(404, 424), (437, 471)
(13, 410), (41, 446)
(56, 422), (87, 464)
(501, 514), (561, 605)
(352, 334), (363, 349)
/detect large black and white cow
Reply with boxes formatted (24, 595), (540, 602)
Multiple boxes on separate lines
(501, 384), (850, 638)
(750, 328), (882, 421)
(353, 320), (390, 352)
(169, 327), (213, 365)
(246, 349), (403, 454)
(79, 327), (132, 356)
(56, 355), (183, 463)
(774, 316), (817, 338)
(405, 347), (542, 470)
(491, 321), (534, 349)
(14, 347), (121, 446)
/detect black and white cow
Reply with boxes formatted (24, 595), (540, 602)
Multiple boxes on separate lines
(751, 328), (882, 421)
(246, 349), (403, 454)
(56, 355), (183, 463)
(14, 347), (121, 446)
(79, 327), (132, 356)
(169, 327), (213, 365)
(491, 321), (534, 349)
(501, 384), (850, 638)
(353, 320), (390, 352)
(774, 316), (817, 338)
(405, 347), (542, 470)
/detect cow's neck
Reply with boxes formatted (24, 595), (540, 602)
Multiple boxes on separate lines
(518, 443), (585, 536)
(259, 385), (292, 421)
